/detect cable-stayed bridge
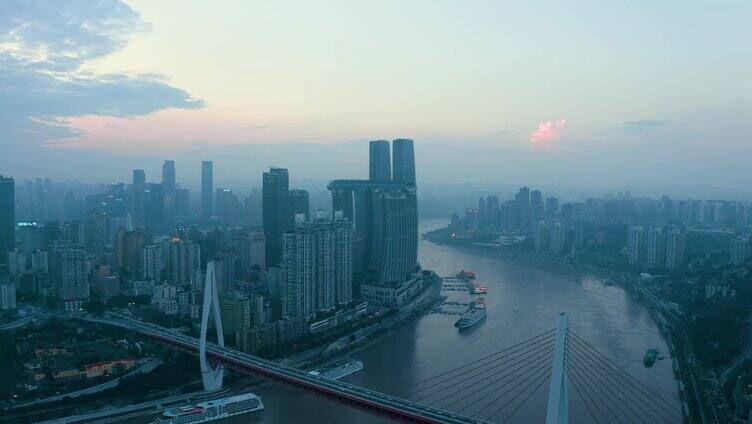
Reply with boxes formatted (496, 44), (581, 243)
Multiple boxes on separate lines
(91, 311), (684, 424)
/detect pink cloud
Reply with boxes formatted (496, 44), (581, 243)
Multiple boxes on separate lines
(529, 119), (567, 144)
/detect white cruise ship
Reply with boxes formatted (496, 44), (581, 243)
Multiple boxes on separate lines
(455, 307), (487, 329)
(155, 392), (263, 424)
(308, 358), (364, 380)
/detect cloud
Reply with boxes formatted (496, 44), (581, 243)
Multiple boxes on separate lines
(623, 120), (668, 132)
(0, 0), (202, 144)
(529, 119), (566, 144)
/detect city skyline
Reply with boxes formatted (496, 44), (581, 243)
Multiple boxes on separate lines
(2, 1), (752, 189)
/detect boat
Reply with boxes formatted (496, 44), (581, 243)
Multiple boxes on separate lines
(308, 358), (363, 380)
(644, 349), (659, 367)
(455, 307), (487, 329)
(155, 392), (263, 424)
(458, 270), (476, 280)
(472, 283), (488, 294)
(473, 298), (486, 309)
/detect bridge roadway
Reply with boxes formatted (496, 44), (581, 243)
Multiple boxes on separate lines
(90, 314), (481, 424)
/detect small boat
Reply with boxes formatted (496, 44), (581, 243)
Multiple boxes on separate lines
(455, 307), (487, 329)
(644, 349), (659, 367)
(473, 298), (486, 309)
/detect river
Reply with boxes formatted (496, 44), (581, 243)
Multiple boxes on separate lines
(231, 219), (680, 423)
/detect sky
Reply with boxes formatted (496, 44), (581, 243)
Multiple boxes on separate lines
(1, 0), (751, 191)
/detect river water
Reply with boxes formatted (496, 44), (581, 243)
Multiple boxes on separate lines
(235, 219), (680, 423)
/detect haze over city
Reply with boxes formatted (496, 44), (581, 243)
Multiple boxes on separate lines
(2, 1), (752, 190)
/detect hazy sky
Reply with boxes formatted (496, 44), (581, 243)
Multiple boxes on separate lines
(1, 1), (751, 190)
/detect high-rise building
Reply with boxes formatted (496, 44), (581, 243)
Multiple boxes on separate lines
(130, 170), (145, 227)
(549, 221), (567, 254)
(370, 184), (418, 287)
(201, 161), (214, 217)
(392, 139), (415, 183)
(731, 237), (749, 266)
(281, 215), (353, 317)
(369, 140), (391, 182)
(0, 283), (16, 310)
(646, 227), (666, 269)
(545, 197), (560, 215)
(263, 168), (290, 267)
(628, 225), (646, 266)
(515, 187), (531, 230)
(478, 196), (487, 228)
(289, 189), (310, 222)
(216, 188), (240, 226)
(162, 160), (176, 194)
(246, 229), (265, 270)
(169, 238), (201, 286)
(60, 246), (88, 302)
(141, 243), (164, 281)
(116, 228), (144, 274)
(174, 188), (190, 216)
(0, 176), (16, 265)
(665, 229), (686, 271)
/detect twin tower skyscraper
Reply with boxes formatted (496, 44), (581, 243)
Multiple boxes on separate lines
(369, 139), (416, 184)
(328, 139), (418, 294)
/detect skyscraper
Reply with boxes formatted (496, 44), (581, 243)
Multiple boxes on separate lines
(515, 187), (531, 230)
(392, 139), (415, 183)
(289, 189), (310, 222)
(369, 140), (391, 182)
(370, 183), (418, 287)
(263, 168), (290, 267)
(132, 169), (145, 187)
(131, 170), (145, 227)
(162, 160), (176, 194)
(0, 176), (15, 265)
(201, 161), (214, 217)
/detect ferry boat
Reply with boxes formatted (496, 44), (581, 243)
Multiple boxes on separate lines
(473, 298), (486, 309)
(455, 307), (487, 329)
(155, 392), (263, 424)
(458, 270), (476, 280)
(308, 358), (363, 380)
(472, 283), (488, 294)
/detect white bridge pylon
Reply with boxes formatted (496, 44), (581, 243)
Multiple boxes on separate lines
(200, 261), (224, 391)
(545, 312), (569, 424)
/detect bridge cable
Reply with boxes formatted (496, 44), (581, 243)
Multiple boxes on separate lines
(568, 331), (681, 414)
(566, 337), (681, 423)
(567, 331), (683, 420)
(475, 365), (552, 421)
(565, 353), (631, 424)
(411, 339), (554, 403)
(388, 329), (555, 395)
(565, 361), (615, 424)
(402, 336), (553, 399)
(566, 347), (658, 424)
(564, 364), (601, 424)
(438, 344), (554, 411)
(497, 368), (552, 424)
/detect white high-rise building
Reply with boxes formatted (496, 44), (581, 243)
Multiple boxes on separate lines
(666, 229), (686, 271)
(731, 237), (748, 266)
(646, 227), (666, 269)
(248, 229), (265, 270)
(0, 283), (17, 310)
(628, 226), (646, 266)
(281, 216), (353, 318)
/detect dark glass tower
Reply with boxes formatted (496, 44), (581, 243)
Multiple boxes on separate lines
(263, 168), (290, 267)
(201, 161), (213, 217)
(392, 138), (415, 184)
(162, 160), (176, 194)
(369, 140), (391, 182)
(0, 176), (15, 265)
